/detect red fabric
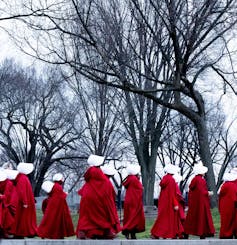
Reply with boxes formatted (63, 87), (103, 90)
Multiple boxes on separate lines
(218, 181), (237, 238)
(151, 174), (183, 238)
(233, 179), (237, 237)
(0, 179), (18, 237)
(38, 182), (75, 239)
(104, 175), (121, 235)
(122, 175), (145, 234)
(184, 175), (215, 237)
(41, 197), (49, 214)
(14, 173), (37, 237)
(76, 166), (120, 239)
(173, 181), (185, 238)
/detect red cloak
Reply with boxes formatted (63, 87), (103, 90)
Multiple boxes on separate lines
(38, 182), (75, 239)
(122, 175), (145, 234)
(76, 166), (120, 239)
(184, 175), (215, 237)
(151, 174), (183, 238)
(104, 175), (121, 234)
(175, 182), (185, 238)
(41, 197), (49, 214)
(14, 173), (37, 237)
(0, 179), (18, 237)
(218, 180), (237, 238)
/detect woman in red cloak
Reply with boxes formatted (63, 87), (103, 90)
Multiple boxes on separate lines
(0, 170), (18, 238)
(100, 164), (121, 234)
(38, 179), (75, 239)
(184, 162), (215, 239)
(218, 171), (237, 239)
(150, 164), (182, 239)
(76, 154), (121, 239)
(41, 173), (65, 214)
(122, 164), (145, 239)
(14, 162), (37, 238)
(173, 172), (185, 239)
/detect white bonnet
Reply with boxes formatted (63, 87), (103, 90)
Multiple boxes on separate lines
(101, 165), (116, 176)
(87, 154), (105, 166)
(53, 173), (64, 182)
(42, 180), (54, 193)
(164, 164), (180, 175)
(222, 172), (237, 182)
(0, 171), (7, 182)
(126, 164), (141, 175)
(4, 169), (19, 180)
(193, 162), (208, 175)
(17, 162), (34, 175)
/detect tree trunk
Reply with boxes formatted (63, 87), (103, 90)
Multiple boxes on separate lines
(195, 117), (217, 207)
(33, 160), (51, 197)
(34, 171), (46, 197)
(141, 159), (156, 205)
(138, 142), (158, 206)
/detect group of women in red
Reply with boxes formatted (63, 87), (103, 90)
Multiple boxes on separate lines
(151, 162), (237, 240)
(1, 156), (237, 240)
(151, 162), (215, 239)
(77, 156), (237, 240)
(0, 162), (76, 239)
(76, 154), (145, 239)
(0, 155), (145, 240)
(0, 162), (37, 238)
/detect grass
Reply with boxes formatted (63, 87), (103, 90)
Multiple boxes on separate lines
(212, 207), (221, 236)
(36, 207), (221, 239)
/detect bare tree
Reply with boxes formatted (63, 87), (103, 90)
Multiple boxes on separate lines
(210, 115), (237, 189)
(157, 102), (237, 195)
(0, 59), (84, 196)
(67, 75), (129, 159)
(157, 112), (200, 191)
(2, 0), (237, 205)
(122, 90), (170, 205)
